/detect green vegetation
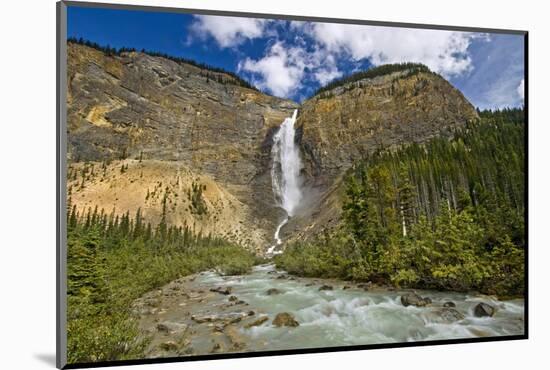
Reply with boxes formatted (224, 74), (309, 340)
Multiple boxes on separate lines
(67, 37), (258, 92)
(313, 63), (433, 98)
(276, 109), (525, 297)
(66, 203), (257, 363)
(187, 181), (208, 215)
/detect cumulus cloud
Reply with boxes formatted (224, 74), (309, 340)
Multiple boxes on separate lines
(517, 79), (525, 100)
(188, 17), (514, 103)
(315, 67), (343, 85)
(238, 42), (308, 97)
(295, 22), (482, 78)
(191, 15), (267, 47)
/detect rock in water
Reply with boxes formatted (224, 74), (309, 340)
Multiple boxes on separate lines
(443, 301), (456, 308)
(474, 302), (495, 317)
(272, 312), (300, 327)
(319, 285), (333, 291)
(245, 316), (269, 328)
(266, 288), (283, 295)
(438, 308), (465, 322)
(210, 286), (232, 295)
(401, 293), (431, 307)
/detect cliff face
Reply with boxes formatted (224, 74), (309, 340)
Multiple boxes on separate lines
(67, 42), (297, 251)
(67, 42), (478, 252)
(297, 70), (478, 183)
(286, 70), (478, 243)
(67, 43), (297, 184)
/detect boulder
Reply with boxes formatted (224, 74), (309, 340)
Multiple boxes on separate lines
(156, 321), (187, 334)
(474, 302), (495, 317)
(245, 316), (269, 328)
(272, 312), (300, 327)
(401, 293), (431, 307)
(443, 301), (456, 308)
(319, 285), (333, 291)
(228, 295), (238, 302)
(266, 288), (283, 295)
(210, 286), (232, 295)
(192, 312), (249, 324)
(438, 308), (465, 322)
(160, 341), (179, 352)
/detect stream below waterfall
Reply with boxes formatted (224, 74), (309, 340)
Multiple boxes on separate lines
(133, 264), (524, 358)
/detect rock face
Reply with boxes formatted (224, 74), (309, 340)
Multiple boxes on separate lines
(67, 42), (479, 253)
(67, 43), (297, 171)
(297, 70), (478, 181)
(67, 42), (297, 251)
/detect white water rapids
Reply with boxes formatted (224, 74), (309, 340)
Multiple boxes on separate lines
(268, 109), (302, 255)
(193, 265), (524, 350)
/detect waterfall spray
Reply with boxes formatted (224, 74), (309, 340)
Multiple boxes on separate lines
(267, 109), (302, 255)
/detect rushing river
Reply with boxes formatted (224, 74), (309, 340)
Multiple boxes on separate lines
(136, 264), (525, 357)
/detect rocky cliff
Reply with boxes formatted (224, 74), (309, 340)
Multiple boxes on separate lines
(287, 68), (479, 243)
(67, 41), (478, 253)
(67, 42), (297, 252)
(297, 69), (478, 183)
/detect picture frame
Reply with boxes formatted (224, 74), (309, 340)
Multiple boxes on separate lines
(57, 1), (528, 368)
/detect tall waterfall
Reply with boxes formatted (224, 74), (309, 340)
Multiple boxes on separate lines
(267, 109), (302, 255)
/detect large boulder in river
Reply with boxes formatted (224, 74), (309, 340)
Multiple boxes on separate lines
(474, 302), (495, 317)
(437, 308), (465, 323)
(273, 312), (300, 327)
(401, 293), (431, 307)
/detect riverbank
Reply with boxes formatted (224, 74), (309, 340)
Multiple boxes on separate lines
(132, 264), (524, 358)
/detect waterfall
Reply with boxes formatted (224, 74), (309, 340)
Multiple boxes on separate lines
(267, 109), (301, 255)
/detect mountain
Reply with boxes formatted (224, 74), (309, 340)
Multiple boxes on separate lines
(66, 41), (478, 253)
(298, 67), (479, 182)
(67, 41), (297, 252)
(286, 66), (479, 243)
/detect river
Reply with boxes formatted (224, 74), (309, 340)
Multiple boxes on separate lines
(133, 264), (524, 358)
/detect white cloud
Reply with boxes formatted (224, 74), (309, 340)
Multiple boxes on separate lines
(517, 79), (525, 100)
(296, 22), (483, 77)
(190, 17), (498, 101)
(238, 42), (307, 97)
(191, 15), (267, 47)
(315, 68), (343, 85)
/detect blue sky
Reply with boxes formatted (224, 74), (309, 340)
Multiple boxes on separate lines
(67, 6), (525, 109)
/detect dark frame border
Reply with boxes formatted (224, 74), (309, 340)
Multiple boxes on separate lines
(56, 1), (529, 369)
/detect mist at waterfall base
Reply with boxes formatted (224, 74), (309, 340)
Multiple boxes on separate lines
(268, 109), (302, 255)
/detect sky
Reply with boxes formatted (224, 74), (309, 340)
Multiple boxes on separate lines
(67, 6), (525, 109)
